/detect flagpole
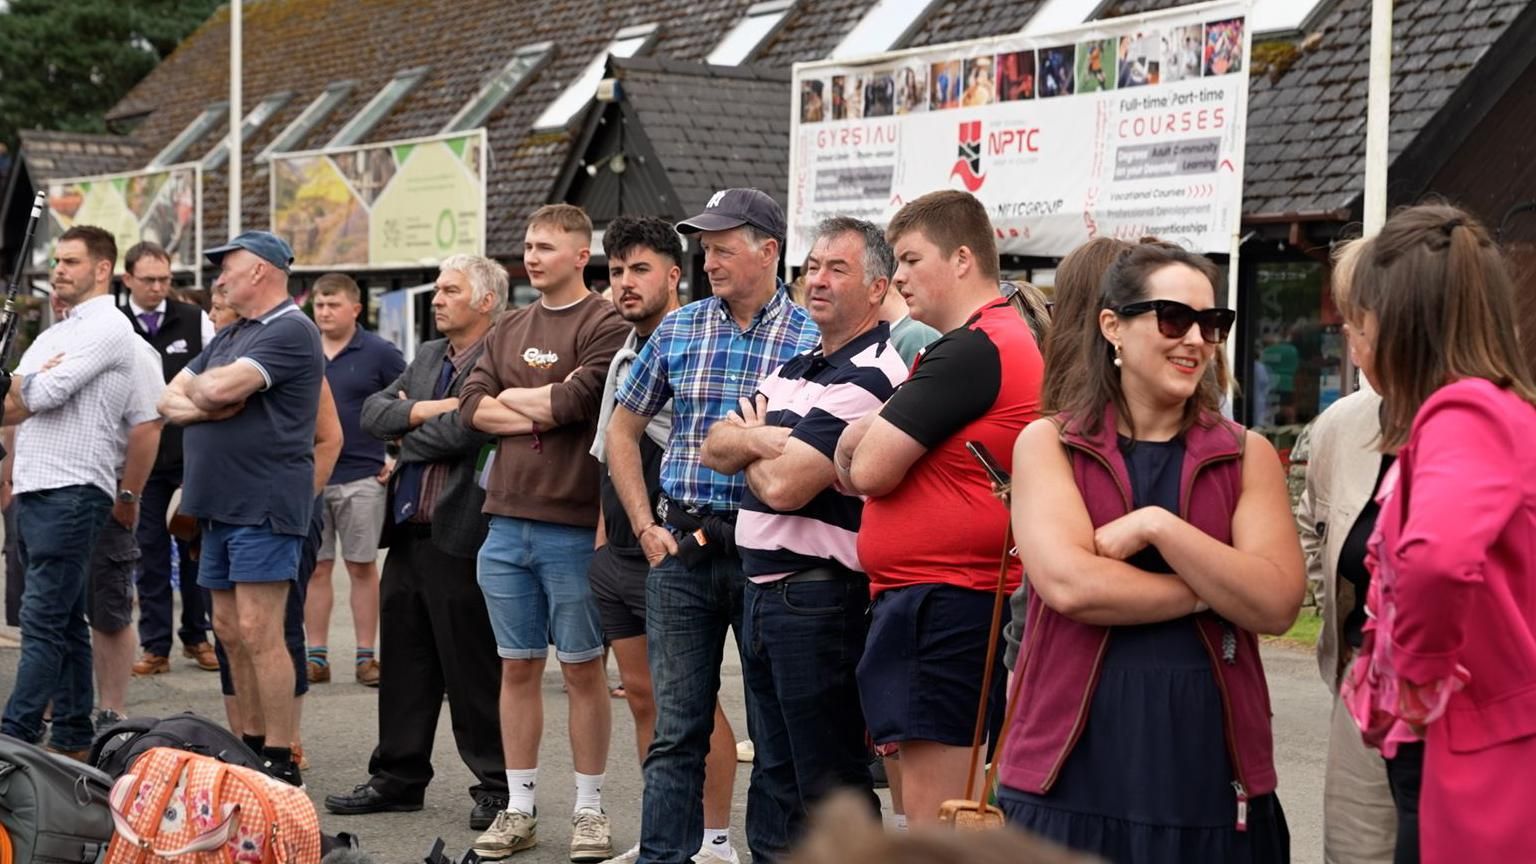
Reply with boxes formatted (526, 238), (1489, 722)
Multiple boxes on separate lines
(229, 0), (242, 238)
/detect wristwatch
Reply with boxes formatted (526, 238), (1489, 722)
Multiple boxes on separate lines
(117, 489), (139, 504)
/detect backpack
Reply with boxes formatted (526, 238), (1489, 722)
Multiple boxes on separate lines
(90, 712), (269, 780)
(0, 733), (115, 864)
(104, 747), (320, 864)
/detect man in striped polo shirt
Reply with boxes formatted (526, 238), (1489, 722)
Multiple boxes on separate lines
(700, 217), (907, 861)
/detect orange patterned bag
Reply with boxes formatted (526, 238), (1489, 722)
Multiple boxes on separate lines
(104, 747), (320, 864)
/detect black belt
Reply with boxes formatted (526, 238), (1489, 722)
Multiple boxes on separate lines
(779, 564), (860, 584)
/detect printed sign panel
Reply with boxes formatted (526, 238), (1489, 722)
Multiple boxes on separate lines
(787, 0), (1251, 261)
(46, 164), (202, 274)
(271, 130), (486, 270)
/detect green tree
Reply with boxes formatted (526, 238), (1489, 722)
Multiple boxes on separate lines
(0, 0), (222, 147)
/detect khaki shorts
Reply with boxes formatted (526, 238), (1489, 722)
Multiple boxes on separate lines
(318, 475), (387, 563)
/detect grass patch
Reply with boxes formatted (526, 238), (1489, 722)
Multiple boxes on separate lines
(1266, 608), (1322, 649)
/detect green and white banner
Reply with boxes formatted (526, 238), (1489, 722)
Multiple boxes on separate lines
(271, 129), (486, 270)
(47, 164), (202, 274)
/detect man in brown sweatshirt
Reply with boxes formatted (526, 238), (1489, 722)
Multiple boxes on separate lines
(459, 204), (629, 862)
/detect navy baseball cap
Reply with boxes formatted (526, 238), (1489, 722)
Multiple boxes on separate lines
(677, 188), (786, 240)
(205, 230), (295, 273)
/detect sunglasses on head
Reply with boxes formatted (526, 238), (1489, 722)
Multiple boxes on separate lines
(1115, 299), (1235, 344)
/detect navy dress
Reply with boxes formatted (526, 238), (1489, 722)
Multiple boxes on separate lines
(999, 436), (1289, 863)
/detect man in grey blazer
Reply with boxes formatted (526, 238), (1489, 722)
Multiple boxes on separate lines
(324, 254), (507, 830)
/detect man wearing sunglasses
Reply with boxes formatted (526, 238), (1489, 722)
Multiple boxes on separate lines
(121, 241), (220, 680)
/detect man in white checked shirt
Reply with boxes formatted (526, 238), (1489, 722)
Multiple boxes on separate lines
(0, 225), (165, 760)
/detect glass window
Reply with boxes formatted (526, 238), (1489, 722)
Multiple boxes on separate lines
(256, 82), (355, 162)
(201, 92), (293, 169)
(707, 0), (794, 66)
(1244, 259), (1346, 444)
(830, 0), (942, 60)
(149, 103), (228, 168)
(534, 24), (658, 131)
(327, 66), (430, 148)
(1249, 0), (1331, 35)
(443, 42), (553, 132)
(1021, 0), (1107, 36)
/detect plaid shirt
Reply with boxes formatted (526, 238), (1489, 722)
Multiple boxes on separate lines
(13, 294), (163, 498)
(617, 285), (818, 512)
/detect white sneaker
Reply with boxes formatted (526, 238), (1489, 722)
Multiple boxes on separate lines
(692, 840), (741, 864)
(570, 808), (613, 863)
(599, 843), (640, 864)
(473, 809), (538, 860)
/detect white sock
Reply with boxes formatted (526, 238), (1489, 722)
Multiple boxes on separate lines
(574, 771), (604, 813)
(702, 828), (730, 851)
(506, 768), (537, 814)
(893, 813), (908, 831)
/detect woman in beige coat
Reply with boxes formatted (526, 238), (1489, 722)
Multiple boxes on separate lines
(1295, 238), (1397, 862)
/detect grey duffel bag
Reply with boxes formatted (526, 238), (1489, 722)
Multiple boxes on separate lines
(0, 734), (113, 863)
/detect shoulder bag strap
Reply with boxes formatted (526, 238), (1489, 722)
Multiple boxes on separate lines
(962, 522), (1014, 801)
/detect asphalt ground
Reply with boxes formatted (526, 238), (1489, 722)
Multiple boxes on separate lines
(0, 562), (1329, 864)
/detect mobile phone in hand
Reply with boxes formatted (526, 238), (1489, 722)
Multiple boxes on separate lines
(965, 440), (1010, 488)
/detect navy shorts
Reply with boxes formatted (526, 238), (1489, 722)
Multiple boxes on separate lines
(856, 583), (1007, 748)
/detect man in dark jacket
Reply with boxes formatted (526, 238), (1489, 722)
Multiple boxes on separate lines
(120, 241), (218, 676)
(322, 253), (506, 831)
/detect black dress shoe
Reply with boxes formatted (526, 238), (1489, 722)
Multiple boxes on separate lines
(471, 791), (509, 830)
(325, 783), (424, 815)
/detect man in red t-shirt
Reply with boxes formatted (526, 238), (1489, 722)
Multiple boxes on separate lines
(834, 190), (1043, 827)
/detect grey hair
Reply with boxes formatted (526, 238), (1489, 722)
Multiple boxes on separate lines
(439, 254), (508, 312)
(813, 216), (894, 284)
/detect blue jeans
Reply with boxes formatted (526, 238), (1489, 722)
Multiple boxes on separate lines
(741, 575), (878, 862)
(2, 485), (113, 750)
(477, 516), (601, 663)
(639, 552), (747, 864)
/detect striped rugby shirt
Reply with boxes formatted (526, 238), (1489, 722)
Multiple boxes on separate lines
(735, 321), (909, 581)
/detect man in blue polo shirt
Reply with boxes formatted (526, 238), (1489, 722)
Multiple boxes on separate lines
(158, 230), (323, 787)
(304, 272), (404, 688)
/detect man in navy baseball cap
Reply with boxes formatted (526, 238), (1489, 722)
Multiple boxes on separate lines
(205, 230), (295, 273)
(676, 188), (786, 242)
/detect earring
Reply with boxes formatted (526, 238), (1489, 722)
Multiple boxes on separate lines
(1113, 345), (1123, 368)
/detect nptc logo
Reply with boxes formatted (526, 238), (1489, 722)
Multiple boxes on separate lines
(950, 121), (986, 192)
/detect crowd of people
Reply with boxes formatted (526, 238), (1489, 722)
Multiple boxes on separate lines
(2, 184), (1533, 864)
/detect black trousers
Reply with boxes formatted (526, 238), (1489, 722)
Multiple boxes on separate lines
(1386, 742), (1425, 864)
(135, 469), (208, 655)
(368, 525), (505, 802)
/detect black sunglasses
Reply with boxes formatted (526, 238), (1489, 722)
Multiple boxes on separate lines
(1115, 299), (1236, 344)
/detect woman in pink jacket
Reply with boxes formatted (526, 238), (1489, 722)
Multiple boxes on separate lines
(1342, 204), (1536, 862)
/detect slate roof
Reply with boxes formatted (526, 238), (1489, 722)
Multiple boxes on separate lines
(11, 0), (1533, 263)
(15, 130), (144, 181)
(606, 57), (794, 218)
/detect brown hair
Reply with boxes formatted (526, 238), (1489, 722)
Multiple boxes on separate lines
(1059, 240), (1227, 438)
(312, 272), (361, 303)
(785, 794), (1098, 864)
(1041, 237), (1133, 413)
(124, 241), (171, 276)
(885, 190), (1000, 281)
(59, 225), (117, 267)
(528, 203), (594, 243)
(1350, 203), (1536, 450)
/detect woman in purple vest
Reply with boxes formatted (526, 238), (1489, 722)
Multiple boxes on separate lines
(1000, 241), (1306, 861)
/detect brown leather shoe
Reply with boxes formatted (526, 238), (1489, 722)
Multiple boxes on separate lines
(183, 642), (219, 672)
(307, 659), (331, 684)
(356, 658), (380, 688)
(132, 652), (170, 676)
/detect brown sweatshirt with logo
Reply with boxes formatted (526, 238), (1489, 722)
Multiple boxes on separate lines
(459, 292), (628, 527)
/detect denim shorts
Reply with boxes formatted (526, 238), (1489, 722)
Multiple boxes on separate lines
(477, 516), (602, 663)
(856, 583), (1007, 747)
(197, 520), (303, 591)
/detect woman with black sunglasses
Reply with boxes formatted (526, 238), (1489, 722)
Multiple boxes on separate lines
(994, 241), (1305, 862)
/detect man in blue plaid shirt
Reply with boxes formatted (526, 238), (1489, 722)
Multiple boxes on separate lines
(606, 189), (817, 864)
